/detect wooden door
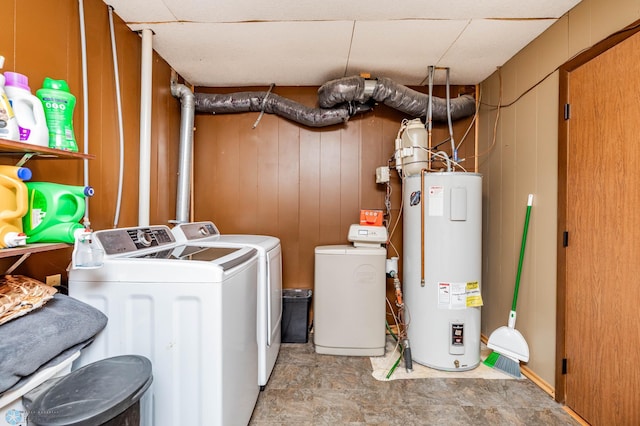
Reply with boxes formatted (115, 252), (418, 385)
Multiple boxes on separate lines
(564, 31), (640, 425)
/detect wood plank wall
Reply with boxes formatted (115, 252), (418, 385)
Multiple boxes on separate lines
(193, 85), (476, 308)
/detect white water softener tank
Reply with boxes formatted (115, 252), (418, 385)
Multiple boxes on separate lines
(314, 225), (387, 356)
(403, 172), (482, 371)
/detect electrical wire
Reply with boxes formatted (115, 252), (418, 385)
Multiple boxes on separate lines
(471, 24), (640, 164)
(481, 21), (640, 111)
(456, 85), (482, 152)
(384, 297), (404, 378)
(78, 0), (90, 229)
(467, 70), (501, 161)
(108, 6), (125, 228)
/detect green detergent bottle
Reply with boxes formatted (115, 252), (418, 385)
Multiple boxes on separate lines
(23, 182), (94, 243)
(36, 78), (78, 151)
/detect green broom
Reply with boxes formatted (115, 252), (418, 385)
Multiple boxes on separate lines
(484, 194), (533, 378)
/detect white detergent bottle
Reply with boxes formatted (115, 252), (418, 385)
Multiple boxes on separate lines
(4, 71), (49, 147)
(0, 56), (20, 141)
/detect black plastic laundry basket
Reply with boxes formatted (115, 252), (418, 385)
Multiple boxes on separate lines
(24, 355), (153, 426)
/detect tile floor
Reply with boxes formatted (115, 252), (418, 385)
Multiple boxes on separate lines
(249, 337), (579, 425)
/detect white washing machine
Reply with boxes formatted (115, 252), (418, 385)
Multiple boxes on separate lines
(171, 221), (282, 389)
(68, 225), (260, 426)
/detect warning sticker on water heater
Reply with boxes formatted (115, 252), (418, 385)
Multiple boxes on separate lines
(466, 282), (483, 307)
(428, 185), (444, 216)
(438, 281), (483, 309)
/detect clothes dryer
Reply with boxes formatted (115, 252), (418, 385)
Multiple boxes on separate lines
(68, 225), (259, 426)
(171, 221), (282, 389)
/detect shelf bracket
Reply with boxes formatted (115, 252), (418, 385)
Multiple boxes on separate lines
(4, 252), (32, 275)
(16, 152), (36, 167)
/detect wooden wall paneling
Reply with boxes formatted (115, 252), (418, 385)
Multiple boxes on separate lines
(150, 53), (180, 226)
(277, 118), (301, 287)
(339, 118), (361, 232)
(213, 115), (241, 232)
(233, 112), (260, 230)
(193, 115), (221, 223)
(255, 115), (279, 236)
(15, 0), (72, 84)
(359, 114), (386, 210)
(0, 1), (15, 66)
(318, 127), (343, 245)
(298, 128), (321, 288)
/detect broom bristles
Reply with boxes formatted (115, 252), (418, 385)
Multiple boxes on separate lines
(484, 351), (522, 378)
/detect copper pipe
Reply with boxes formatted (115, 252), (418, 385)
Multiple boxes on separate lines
(420, 168), (429, 286)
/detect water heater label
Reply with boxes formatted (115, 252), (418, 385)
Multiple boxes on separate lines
(428, 185), (444, 216)
(438, 281), (482, 309)
(466, 282), (483, 307)
(438, 282), (466, 308)
(438, 282), (450, 305)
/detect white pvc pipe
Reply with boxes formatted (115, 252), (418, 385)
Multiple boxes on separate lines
(138, 29), (153, 226)
(78, 0), (90, 227)
(108, 6), (125, 228)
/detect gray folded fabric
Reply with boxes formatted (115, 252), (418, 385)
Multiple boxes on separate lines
(0, 293), (107, 394)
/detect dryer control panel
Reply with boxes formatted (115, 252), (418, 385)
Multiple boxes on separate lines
(94, 226), (176, 255)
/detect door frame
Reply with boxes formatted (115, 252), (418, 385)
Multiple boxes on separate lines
(555, 19), (640, 403)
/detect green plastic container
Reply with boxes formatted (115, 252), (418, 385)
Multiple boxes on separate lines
(23, 182), (94, 243)
(36, 78), (78, 151)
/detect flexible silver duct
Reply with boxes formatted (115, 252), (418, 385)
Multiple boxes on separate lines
(171, 82), (196, 224)
(194, 76), (476, 127)
(318, 76), (476, 121)
(195, 91), (372, 127)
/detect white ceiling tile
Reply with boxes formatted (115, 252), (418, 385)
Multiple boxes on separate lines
(346, 20), (470, 85)
(155, 0), (581, 21)
(107, 0), (175, 22)
(109, 0), (583, 86)
(130, 21), (354, 86)
(438, 19), (557, 84)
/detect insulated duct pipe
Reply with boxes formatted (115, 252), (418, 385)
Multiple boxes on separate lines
(195, 91), (372, 127)
(318, 76), (476, 121)
(138, 29), (153, 226)
(171, 82), (195, 224)
(194, 76), (475, 127)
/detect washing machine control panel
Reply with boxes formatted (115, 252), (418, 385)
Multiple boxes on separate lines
(172, 221), (221, 242)
(95, 226), (176, 255)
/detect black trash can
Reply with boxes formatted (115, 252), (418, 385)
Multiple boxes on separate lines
(23, 355), (153, 426)
(282, 289), (313, 343)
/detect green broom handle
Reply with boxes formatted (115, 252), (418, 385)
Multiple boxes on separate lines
(512, 194), (533, 311)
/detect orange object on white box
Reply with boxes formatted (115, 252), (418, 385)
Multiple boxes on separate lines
(360, 210), (383, 226)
